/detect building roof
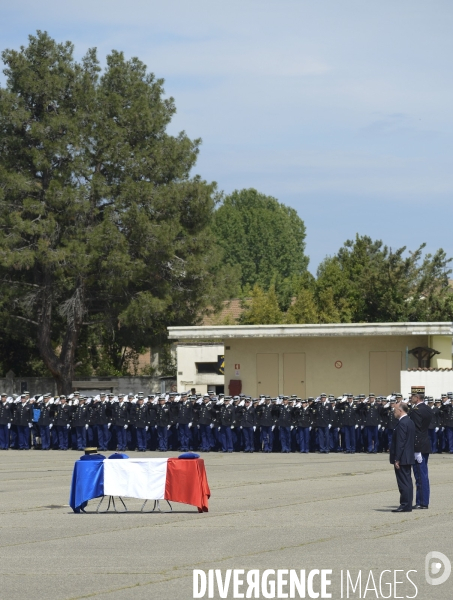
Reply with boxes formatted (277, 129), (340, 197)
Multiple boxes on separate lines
(168, 322), (453, 340)
(201, 299), (244, 326)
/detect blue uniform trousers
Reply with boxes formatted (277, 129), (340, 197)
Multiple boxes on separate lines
(115, 426), (127, 450)
(178, 424), (190, 451)
(190, 425), (199, 450)
(279, 426), (291, 452)
(242, 427), (254, 452)
(0, 424), (9, 449)
(413, 454), (430, 507)
(136, 427), (147, 451)
(157, 426), (168, 451)
(318, 427), (329, 452)
(446, 426), (453, 452)
(428, 429), (438, 453)
(40, 425), (50, 450)
(329, 427), (340, 452)
(17, 425), (30, 449)
(296, 427), (310, 453)
(260, 426), (273, 452)
(220, 425), (233, 452)
(343, 426), (356, 453)
(365, 425), (379, 452)
(199, 424), (213, 451)
(56, 425), (69, 450)
(96, 424), (110, 451)
(75, 426), (87, 450)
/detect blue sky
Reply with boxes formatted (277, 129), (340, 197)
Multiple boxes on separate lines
(1, 0), (452, 273)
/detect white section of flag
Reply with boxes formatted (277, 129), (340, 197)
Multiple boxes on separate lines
(103, 458), (169, 499)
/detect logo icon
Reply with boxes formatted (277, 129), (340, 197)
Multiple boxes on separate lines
(425, 551), (451, 585)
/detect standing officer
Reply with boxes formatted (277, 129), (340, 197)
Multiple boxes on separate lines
(409, 393), (433, 509)
(54, 396), (72, 450)
(155, 395), (171, 451)
(95, 394), (111, 451)
(276, 398), (293, 453)
(428, 399), (441, 454)
(313, 394), (333, 453)
(360, 394), (381, 453)
(217, 397), (235, 453)
(112, 395), (130, 451)
(390, 402), (415, 512)
(339, 395), (358, 454)
(131, 396), (149, 452)
(0, 394), (12, 450)
(194, 396), (215, 452)
(238, 397), (256, 453)
(294, 399), (311, 453)
(37, 393), (53, 450)
(256, 397), (275, 453)
(173, 394), (193, 451)
(14, 394), (33, 450)
(71, 396), (90, 451)
(440, 396), (453, 453)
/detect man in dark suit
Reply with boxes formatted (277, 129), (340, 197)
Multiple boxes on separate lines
(409, 393), (433, 509)
(389, 402), (415, 512)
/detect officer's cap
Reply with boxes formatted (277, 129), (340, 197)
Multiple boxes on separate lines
(369, 393), (375, 398)
(301, 399), (308, 403)
(245, 398), (252, 403)
(60, 395), (66, 399)
(73, 391), (80, 396)
(1, 393), (6, 397)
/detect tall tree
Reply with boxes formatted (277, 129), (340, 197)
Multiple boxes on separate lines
(316, 235), (453, 322)
(0, 32), (228, 391)
(213, 188), (309, 290)
(240, 284), (283, 325)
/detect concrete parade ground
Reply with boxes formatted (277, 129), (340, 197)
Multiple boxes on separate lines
(0, 451), (452, 600)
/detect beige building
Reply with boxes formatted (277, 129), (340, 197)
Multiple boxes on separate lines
(175, 343), (225, 395)
(168, 322), (453, 397)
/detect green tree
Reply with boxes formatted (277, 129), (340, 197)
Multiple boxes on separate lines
(213, 188), (309, 290)
(0, 31), (229, 392)
(316, 235), (453, 322)
(240, 284), (283, 324)
(285, 288), (318, 324)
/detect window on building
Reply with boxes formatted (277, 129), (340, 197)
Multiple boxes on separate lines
(196, 362), (219, 374)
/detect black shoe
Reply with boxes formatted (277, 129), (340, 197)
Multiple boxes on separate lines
(392, 507), (412, 512)
(412, 505), (428, 509)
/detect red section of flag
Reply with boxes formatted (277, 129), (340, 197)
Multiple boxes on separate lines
(164, 458), (211, 512)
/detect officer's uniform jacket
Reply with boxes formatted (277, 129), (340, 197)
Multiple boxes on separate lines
(194, 402), (215, 426)
(276, 404), (293, 427)
(112, 402), (130, 426)
(293, 405), (312, 428)
(339, 402), (358, 427)
(155, 403), (171, 427)
(131, 404), (150, 429)
(409, 402), (433, 454)
(14, 402), (33, 426)
(313, 402), (333, 428)
(37, 402), (54, 426)
(0, 401), (12, 425)
(237, 405), (256, 428)
(359, 402), (381, 426)
(71, 404), (90, 427)
(54, 403), (71, 426)
(173, 401), (193, 425)
(255, 404), (276, 427)
(219, 403), (235, 427)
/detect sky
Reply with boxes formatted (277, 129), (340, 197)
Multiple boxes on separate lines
(1, 0), (452, 273)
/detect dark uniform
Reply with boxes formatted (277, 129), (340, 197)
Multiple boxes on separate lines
(173, 398), (193, 452)
(237, 401), (256, 452)
(155, 400), (171, 451)
(293, 402), (311, 453)
(71, 402), (90, 450)
(14, 401), (33, 450)
(313, 399), (333, 453)
(275, 402), (293, 453)
(409, 400), (433, 508)
(255, 401), (275, 453)
(0, 397), (12, 450)
(37, 399), (54, 450)
(112, 400), (130, 451)
(54, 400), (72, 450)
(339, 400), (358, 453)
(219, 400), (235, 453)
(131, 402), (150, 451)
(194, 401), (215, 452)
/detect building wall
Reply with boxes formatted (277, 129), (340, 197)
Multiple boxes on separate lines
(429, 335), (453, 368)
(400, 370), (453, 398)
(176, 344), (224, 394)
(224, 335), (433, 397)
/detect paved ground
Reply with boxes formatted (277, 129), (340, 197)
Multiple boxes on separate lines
(0, 450), (452, 600)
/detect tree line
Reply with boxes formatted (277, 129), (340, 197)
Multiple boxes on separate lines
(0, 32), (452, 391)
